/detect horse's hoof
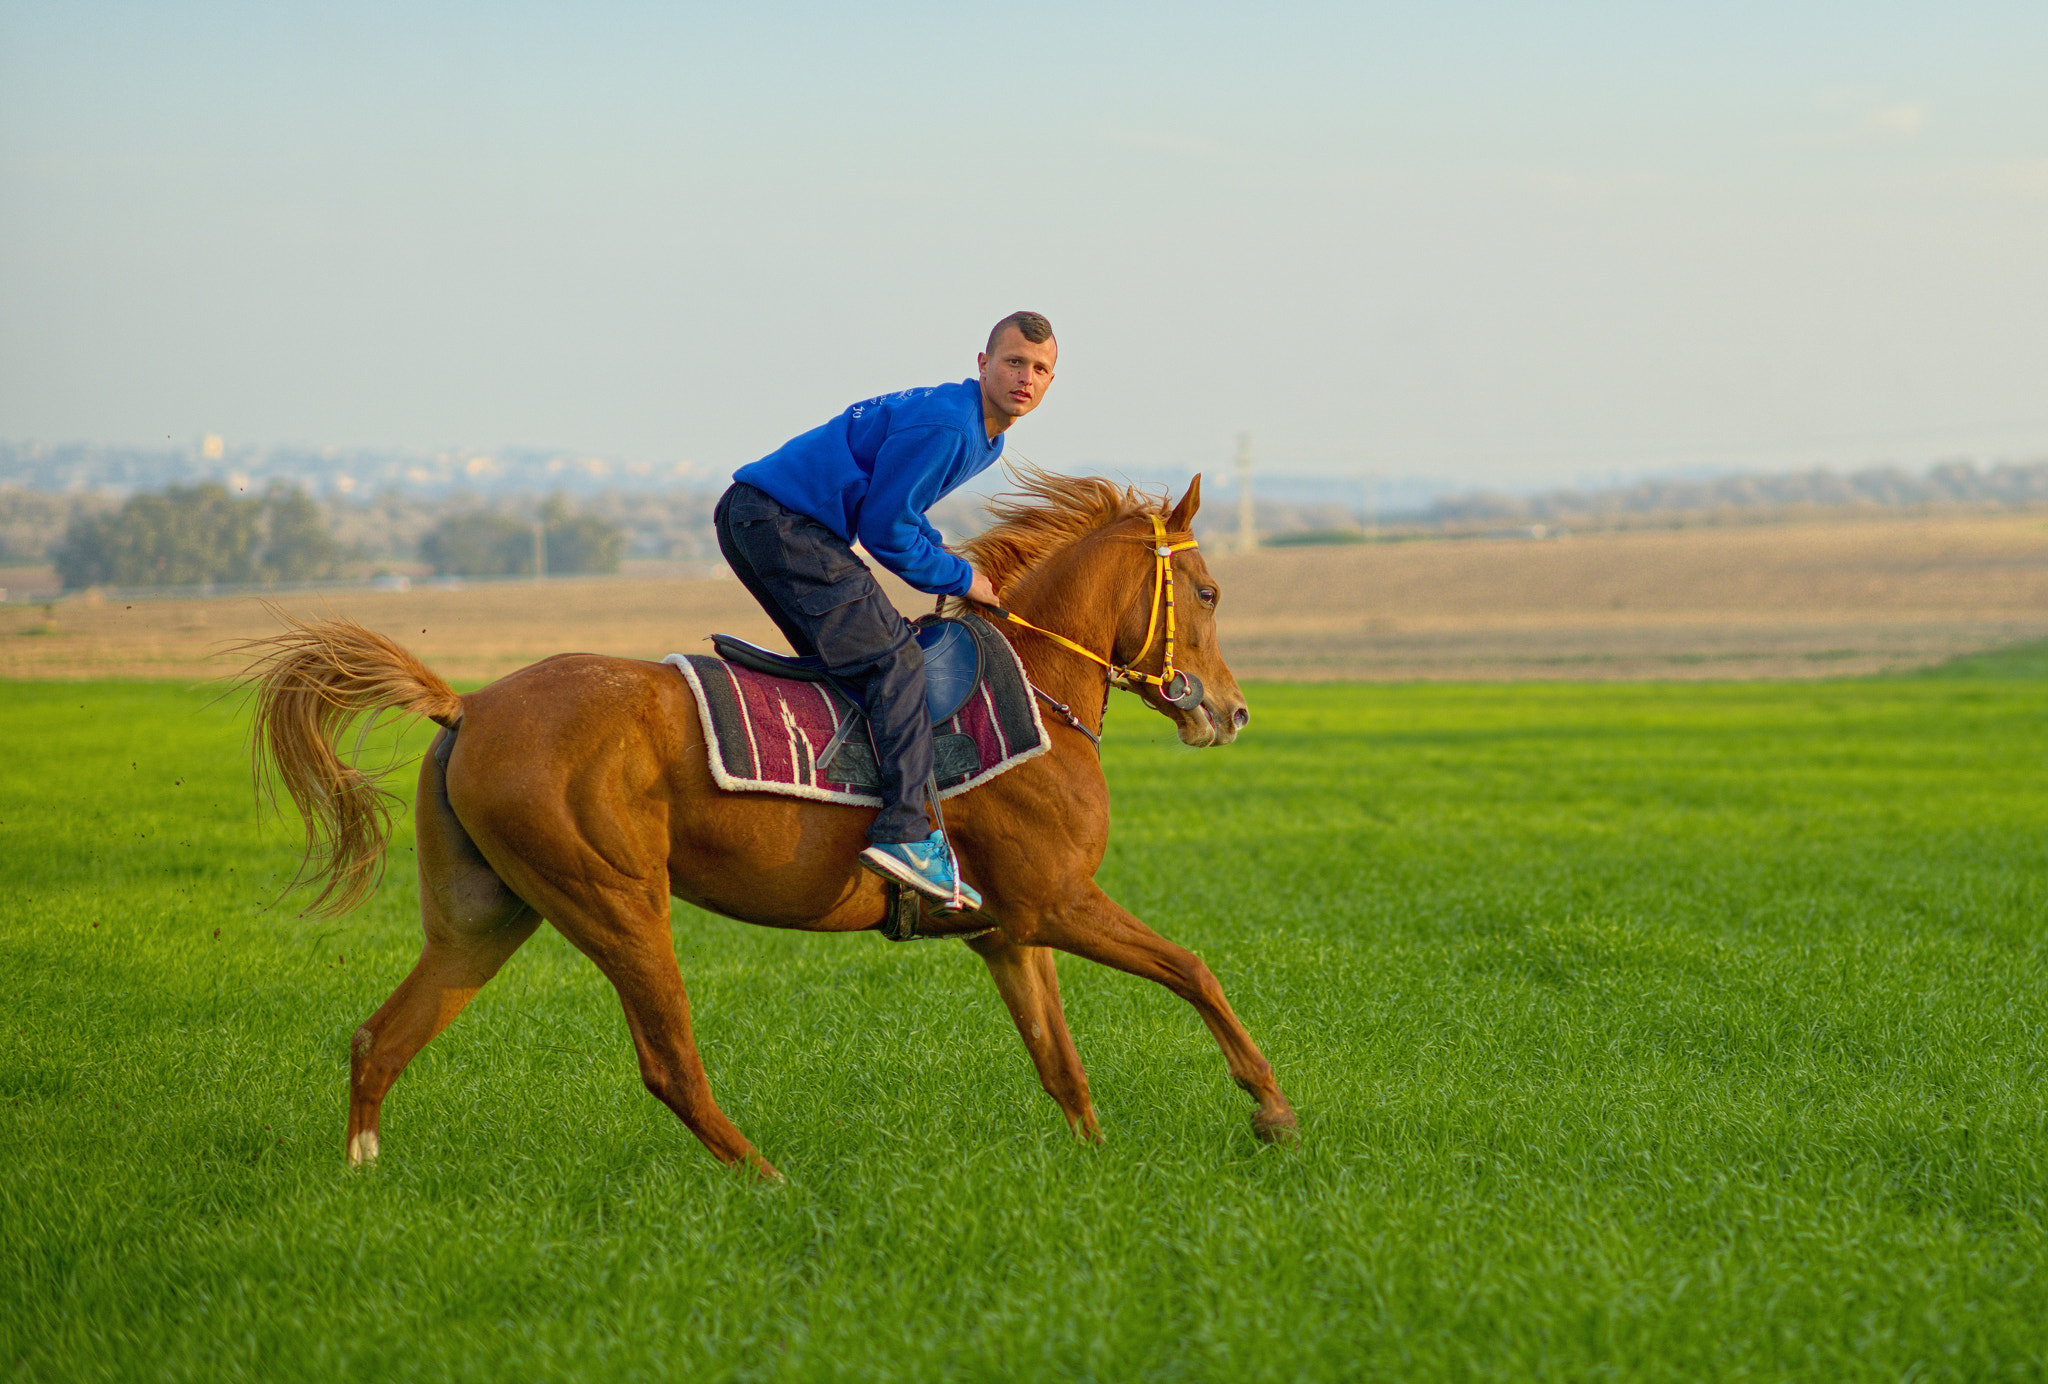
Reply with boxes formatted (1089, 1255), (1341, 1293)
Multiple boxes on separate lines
(1252, 1109), (1299, 1146)
(346, 1130), (379, 1165)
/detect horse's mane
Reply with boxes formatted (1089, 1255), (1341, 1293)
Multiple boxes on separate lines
(951, 462), (1170, 603)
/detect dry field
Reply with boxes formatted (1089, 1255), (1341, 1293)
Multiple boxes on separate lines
(5, 511), (2048, 682)
(1218, 511), (2048, 679)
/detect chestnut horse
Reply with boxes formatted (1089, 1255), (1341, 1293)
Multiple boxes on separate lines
(240, 470), (1295, 1179)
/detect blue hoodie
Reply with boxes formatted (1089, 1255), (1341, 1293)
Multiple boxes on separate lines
(733, 379), (1001, 596)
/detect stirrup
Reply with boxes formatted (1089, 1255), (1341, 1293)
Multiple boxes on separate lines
(877, 880), (997, 943)
(880, 882), (930, 941)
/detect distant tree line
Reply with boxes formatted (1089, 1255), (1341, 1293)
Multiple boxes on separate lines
(53, 483), (338, 589)
(418, 497), (625, 576)
(10, 476), (968, 570)
(300, 487), (696, 567)
(13, 456), (2048, 586)
(32, 483), (630, 588)
(0, 488), (105, 563)
(1426, 459), (2048, 529)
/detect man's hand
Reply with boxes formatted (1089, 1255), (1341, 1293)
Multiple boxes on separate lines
(963, 570), (1000, 607)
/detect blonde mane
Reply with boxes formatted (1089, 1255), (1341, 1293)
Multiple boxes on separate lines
(950, 463), (1171, 605)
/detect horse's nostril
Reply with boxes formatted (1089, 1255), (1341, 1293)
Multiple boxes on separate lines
(1233, 707), (1249, 730)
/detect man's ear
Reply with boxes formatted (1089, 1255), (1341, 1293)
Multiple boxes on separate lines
(1168, 474), (1202, 531)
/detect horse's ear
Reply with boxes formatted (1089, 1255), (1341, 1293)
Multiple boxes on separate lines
(1169, 474), (1202, 531)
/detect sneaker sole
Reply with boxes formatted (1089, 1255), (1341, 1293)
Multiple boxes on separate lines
(858, 850), (983, 910)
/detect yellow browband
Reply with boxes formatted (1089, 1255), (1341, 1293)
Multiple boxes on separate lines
(988, 514), (1202, 704)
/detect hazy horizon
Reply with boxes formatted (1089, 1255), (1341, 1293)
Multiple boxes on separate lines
(4, 2), (2045, 490)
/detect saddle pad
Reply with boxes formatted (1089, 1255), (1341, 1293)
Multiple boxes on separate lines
(663, 614), (1049, 807)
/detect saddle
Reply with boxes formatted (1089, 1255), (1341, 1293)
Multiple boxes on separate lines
(666, 613), (1046, 803)
(709, 616), (982, 725)
(668, 613), (1050, 943)
(704, 617), (983, 788)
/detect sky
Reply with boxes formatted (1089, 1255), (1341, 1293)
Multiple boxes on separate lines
(3, 1), (2045, 490)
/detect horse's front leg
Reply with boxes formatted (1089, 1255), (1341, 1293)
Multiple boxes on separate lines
(1014, 883), (1297, 1143)
(966, 933), (1101, 1141)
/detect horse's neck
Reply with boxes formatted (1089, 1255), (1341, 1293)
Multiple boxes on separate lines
(1000, 532), (1134, 731)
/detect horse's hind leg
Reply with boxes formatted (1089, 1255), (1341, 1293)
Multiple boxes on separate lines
(445, 723), (778, 1180)
(542, 891), (780, 1182)
(346, 735), (537, 1164)
(1019, 884), (1298, 1143)
(967, 934), (1100, 1141)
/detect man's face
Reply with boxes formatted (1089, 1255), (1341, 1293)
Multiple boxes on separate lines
(978, 328), (1058, 423)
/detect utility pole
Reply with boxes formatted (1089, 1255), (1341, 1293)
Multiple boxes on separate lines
(1235, 432), (1256, 554)
(532, 518), (547, 581)
(1364, 469), (1379, 542)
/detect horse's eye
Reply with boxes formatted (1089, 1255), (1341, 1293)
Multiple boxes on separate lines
(1197, 587), (1217, 606)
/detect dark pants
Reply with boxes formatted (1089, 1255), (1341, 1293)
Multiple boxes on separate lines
(714, 482), (932, 845)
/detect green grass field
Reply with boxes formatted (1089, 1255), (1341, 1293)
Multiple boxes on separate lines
(5, 658), (2048, 1382)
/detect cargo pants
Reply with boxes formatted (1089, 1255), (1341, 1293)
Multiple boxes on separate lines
(713, 482), (932, 845)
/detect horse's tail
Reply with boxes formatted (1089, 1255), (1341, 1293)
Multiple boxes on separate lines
(232, 606), (465, 918)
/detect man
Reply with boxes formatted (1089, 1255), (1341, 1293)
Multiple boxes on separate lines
(714, 311), (1058, 909)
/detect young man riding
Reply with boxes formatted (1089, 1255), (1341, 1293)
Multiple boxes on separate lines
(714, 311), (1058, 910)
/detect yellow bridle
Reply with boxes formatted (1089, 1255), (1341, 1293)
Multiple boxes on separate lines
(986, 514), (1205, 710)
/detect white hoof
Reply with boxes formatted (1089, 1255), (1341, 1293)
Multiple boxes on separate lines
(347, 1130), (379, 1165)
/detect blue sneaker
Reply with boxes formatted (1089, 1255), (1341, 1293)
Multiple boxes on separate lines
(860, 830), (983, 910)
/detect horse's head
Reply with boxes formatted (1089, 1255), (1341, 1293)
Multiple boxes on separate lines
(959, 466), (1250, 748)
(1112, 476), (1248, 748)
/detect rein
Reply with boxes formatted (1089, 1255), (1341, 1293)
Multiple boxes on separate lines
(986, 513), (1206, 716)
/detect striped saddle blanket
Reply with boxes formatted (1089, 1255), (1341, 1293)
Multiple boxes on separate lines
(663, 614), (1049, 807)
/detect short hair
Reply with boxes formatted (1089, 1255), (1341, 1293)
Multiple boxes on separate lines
(986, 311), (1055, 354)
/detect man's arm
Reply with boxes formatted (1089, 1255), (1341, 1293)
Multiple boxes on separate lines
(856, 425), (978, 596)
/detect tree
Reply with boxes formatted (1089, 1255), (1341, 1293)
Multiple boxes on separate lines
(0, 488), (102, 563)
(540, 495), (625, 575)
(417, 512), (534, 577)
(417, 499), (624, 576)
(52, 482), (337, 588)
(261, 483), (339, 580)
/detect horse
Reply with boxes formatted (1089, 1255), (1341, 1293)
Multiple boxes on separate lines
(238, 469), (1296, 1180)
